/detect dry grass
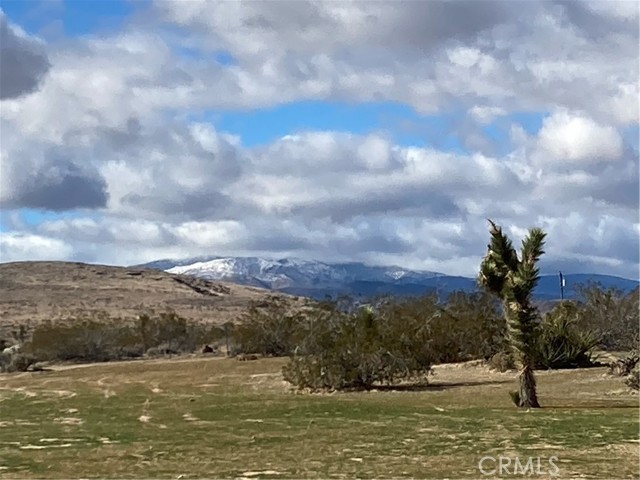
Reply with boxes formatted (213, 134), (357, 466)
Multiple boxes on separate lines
(0, 357), (637, 479)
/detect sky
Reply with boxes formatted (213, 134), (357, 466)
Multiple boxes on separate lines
(0, 0), (639, 279)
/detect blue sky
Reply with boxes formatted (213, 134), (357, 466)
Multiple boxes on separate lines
(2, 0), (141, 36)
(1, 0), (638, 278)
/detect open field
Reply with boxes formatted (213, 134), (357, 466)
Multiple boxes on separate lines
(0, 357), (637, 479)
(0, 262), (295, 330)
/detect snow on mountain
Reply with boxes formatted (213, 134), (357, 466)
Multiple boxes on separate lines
(160, 256), (440, 290)
(140, 256), (639, 301)
(167, 257), (292, 288)
(386, 270), (407, 280)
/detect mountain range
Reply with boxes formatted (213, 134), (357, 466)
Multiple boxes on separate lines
(139, 256), (639, 301)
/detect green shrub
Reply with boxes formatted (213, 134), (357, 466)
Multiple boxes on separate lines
(380, 290), (505, 364)
(137, 311), (217, 354)
(28, 311), (221, 363)
(533, 302), (600, 369)
(283, 304), (434, 391)
(233, 296), (306, 356)
(30, 316), (141, 362)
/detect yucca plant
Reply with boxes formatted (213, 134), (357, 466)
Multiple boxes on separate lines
(535, 302), (600, 370)
(479, 220), (546, 408)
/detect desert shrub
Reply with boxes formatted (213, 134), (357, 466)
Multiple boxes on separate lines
(625, 366), (639, 390)
(279, 289), (507, 390)
(488, 351), (516, 372)
(233, 296), (306, 356)
(609, 348), (639, 393)
(283, 304), (435, 391)
(609, 353), (639, 377)
(379, 290), (505, 364)
(533, 302), (600, 369)
(27, 311), (218, 363)
(137, 311), (215, 354)
(30, 316), (142, 362)
(575, 284), (639, 351)
(436, 290), (507, 361)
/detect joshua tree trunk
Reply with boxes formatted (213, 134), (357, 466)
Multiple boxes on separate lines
(517, 364), (540, 408)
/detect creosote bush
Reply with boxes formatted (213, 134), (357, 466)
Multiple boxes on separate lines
(575, 284), (639, 351)
(30, 315), (141, 362)
(281, 290), (507, 391)
(383, 291), (506, 364)
(27, 311), (223, 363)
(138, 311), (222, 354)
(233, 296), (307, 356)
(282, 304), (435, 390)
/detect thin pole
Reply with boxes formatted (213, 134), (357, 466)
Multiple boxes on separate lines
(559, 271), (565, 301)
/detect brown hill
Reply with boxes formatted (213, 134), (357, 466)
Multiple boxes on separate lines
(0, 261), (295, 329)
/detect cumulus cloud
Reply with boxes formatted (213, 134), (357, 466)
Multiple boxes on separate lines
(155, 0), (518, 57)
(469, 106), (507, 124)
(537, 111), (623, 164)
(0, 130), (109, 210)
(0, 232), (72, 263)
(0, 11), (50, 99)
(0, 1), (638, 279)
(147, 0), (638, 123)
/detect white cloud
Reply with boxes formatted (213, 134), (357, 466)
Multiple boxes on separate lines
(0, 232), (72, 263)
(0, 1), (637, 279)
(469, 105), (507, 124)
(536, 111), (623, 164)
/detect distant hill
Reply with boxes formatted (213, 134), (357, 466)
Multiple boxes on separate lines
(138, 256), (639, 301)
(0, 261), (295, 328)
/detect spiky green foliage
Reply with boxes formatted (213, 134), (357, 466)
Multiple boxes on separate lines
(534, 302), (600, 369)
(478, 220), (546, 408)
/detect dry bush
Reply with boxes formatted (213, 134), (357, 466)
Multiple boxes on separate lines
(576, 284), (639, 351)
(488, 351), (516, 372)
(625, 367), (639, 390)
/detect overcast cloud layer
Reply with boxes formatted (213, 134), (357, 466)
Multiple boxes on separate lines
(0, 1), (638, 278)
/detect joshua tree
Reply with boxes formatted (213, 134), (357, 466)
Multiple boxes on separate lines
(479, 219), (546, 408)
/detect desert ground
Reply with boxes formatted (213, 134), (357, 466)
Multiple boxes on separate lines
(0, 261), (294, 330)
(0, 357), (637, 479)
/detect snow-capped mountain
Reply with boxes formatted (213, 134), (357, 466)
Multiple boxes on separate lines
(138, 256), (639, 301)
(162, 256), (441, 291)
